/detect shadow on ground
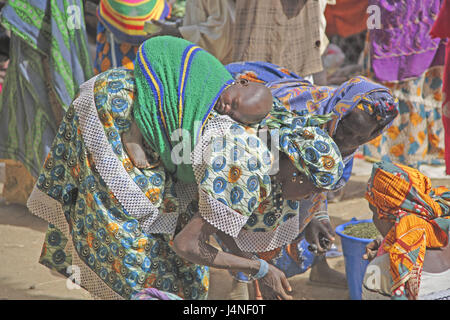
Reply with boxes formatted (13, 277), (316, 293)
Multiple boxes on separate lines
(0, 203), (48, 232)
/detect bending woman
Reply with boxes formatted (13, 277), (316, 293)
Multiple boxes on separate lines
(26, 36), (344, 299)
(362, 161), (450, 300)
(223, 61), (399, 292)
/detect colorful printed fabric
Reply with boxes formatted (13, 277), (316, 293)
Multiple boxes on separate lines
(223, 61), (398, 280)
(362, 1), (446, 167)
(133, 36), (233, 183)
(35, 68), (209, 300)
(367, 0), (445, 82)
(225, 62), (398, 125)
(97, 0), (171, 45)
(93, 22), (139, 74)
(365, 160), (450, 300)
(0, 0), (93, 177)
(225, 61), (304, 85)
(225, 63), (399, 177)
(199, 121), (281, 232)
(199, 114), (326, 255)
(362, 66), (445, 167)
(220, 192), (325, 282)
(430, 0), (450, 174)
(261, 103), (344, 190)
(131, 287), (183, 300)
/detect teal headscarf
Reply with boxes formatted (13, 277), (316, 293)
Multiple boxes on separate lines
(262, 100), (344, 190)
(133, 36), (234, 183)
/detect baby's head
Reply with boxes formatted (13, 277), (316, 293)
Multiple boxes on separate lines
(215, 78), (273, 125)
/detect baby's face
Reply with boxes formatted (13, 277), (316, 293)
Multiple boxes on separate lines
(215, 79), (273, 125)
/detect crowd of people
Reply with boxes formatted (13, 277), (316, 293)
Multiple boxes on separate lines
(0, 0), (448, 301)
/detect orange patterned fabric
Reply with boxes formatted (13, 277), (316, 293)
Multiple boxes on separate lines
(365, 161), (450, 299)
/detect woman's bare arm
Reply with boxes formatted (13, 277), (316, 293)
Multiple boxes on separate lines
(173, 213), (260, 274)
(172, 212), (293, 299)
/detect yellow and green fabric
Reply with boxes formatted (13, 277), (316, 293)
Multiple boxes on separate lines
(94, 0), (171, 74)
(0, 0), (93, 177)
(133, 36), (234, 183)
(97, 0), (171, 45)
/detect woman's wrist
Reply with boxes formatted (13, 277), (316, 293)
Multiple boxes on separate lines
(248, 258), (269, 280)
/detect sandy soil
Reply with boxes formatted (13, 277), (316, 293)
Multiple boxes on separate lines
(0, 165), (448, 300)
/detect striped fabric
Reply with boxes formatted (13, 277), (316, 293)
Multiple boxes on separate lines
(0, 0), (93, 177)
(97, 0), (171, 45)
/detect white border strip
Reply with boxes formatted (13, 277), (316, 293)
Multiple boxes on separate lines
(73, 76), (176, 234)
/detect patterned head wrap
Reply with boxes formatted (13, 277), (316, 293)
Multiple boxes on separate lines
(354, 90), (399, 130)
(97, 0), (171, 45)
(312, 76), (399, 135)
(262, 100), (344, 190)
(365, 161), (450, 300)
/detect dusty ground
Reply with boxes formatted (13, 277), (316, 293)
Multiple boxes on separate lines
(0, 159), (448, 300)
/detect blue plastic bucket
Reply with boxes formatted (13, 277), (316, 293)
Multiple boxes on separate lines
(335, 218), (374, 300)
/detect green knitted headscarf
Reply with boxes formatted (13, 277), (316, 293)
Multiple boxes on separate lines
(133, 36), (234, 183)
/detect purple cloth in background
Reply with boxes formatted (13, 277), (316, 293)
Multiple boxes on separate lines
(369, 0), (445, 82)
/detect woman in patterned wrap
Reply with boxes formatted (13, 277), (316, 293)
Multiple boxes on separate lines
(93, 0), (172, 74)
(26, 36), (344, 300)
(222, 61), (399, 295)
(362, 160), (450, 300)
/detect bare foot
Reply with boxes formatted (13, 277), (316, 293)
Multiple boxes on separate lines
(309, 255), (348, 289)
(122, 121), (152, 169)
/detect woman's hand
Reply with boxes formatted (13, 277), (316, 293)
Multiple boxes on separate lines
(362, 236), (383, 261)
(257, 264), (293, 300)
(304, 217), (335, 254)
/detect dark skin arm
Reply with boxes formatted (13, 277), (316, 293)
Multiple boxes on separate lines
(363, 209), (450, 273)
(173, 212), (293, 300)
(363, 234), (450, 273)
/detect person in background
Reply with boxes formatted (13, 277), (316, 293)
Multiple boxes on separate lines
(94, 0), (172, 74)
(0, 0), (93, 205)
(231, 0), (329, 84)
(362, 160), (450, 300)
(148, 0), (332, 81)
(429, 0), (450, 175)
(362, 0), (446, 169)
(223, 61), (399, 299)
(146, 0), (235, 65)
